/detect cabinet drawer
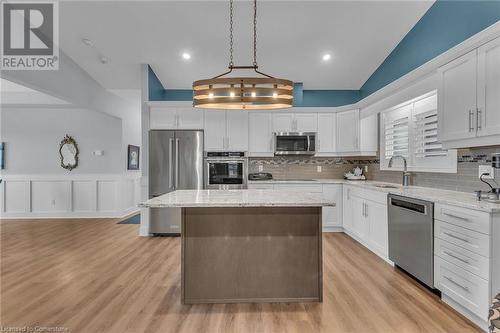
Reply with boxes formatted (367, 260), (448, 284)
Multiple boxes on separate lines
(435, 256), (489, 320)
(273, 184), (323, 193)
(435, 237), (490, 280)
(363, 188), (388, 205)
(435, 203), (490, 234)
(247, 184), (274, 190)
(435, 220), (490, 257)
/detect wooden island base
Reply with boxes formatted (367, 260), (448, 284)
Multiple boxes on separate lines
(181, 206), (322, 304)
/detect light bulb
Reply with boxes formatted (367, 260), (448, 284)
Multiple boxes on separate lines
(230, 91), (235, 98)
(251, 92), (256, 98)
(208, 93), (214, 99)
(272, 92), (278, 98)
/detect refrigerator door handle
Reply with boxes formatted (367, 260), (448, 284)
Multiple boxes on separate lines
(175, 138), (180, 188)
(169, 138), (174, 189)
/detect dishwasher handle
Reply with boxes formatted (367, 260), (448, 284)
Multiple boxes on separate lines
(389, 196), (429, 215)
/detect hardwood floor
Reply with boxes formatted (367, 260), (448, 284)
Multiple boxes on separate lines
(1, 218), (482, 333)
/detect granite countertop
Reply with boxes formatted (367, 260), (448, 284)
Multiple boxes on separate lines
(139, 189), (336, 208)
(248, 179), (500, 213)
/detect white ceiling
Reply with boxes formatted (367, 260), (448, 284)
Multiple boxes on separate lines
(59, 1), (434, 90)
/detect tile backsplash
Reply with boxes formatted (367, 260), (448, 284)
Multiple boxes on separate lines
(249, 145), (500, 193)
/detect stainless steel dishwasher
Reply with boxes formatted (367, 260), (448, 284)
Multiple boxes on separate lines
(388, 194), (434, 289)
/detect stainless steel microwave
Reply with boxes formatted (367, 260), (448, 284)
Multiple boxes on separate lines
(273, 132), (316, 155)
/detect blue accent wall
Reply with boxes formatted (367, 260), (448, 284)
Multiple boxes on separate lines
(148, 66), (193, 101)
(301, 90), (360, 107)
(360, 0), (500, 98)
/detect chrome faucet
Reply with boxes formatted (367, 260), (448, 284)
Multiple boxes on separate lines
(388, 155), (411, 186)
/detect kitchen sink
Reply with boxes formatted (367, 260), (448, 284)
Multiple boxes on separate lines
(373, 184), (400, 189)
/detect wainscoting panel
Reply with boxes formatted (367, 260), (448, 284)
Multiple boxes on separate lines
(72, 181), (96, 212)
(0, 174), (140, 219)
(3, 181), (29, 213)
(97, 181), (117, 213)
(31, 181), (70, 213)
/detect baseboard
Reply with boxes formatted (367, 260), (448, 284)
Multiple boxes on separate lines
(322, 226), (343, 233)
(441, 294), (488, 332)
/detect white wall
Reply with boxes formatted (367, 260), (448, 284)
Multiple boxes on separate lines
(1, 107), (124, 174)
(0, 106), (141, 218)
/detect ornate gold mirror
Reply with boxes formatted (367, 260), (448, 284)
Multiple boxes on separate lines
(59, 135), (79, 171)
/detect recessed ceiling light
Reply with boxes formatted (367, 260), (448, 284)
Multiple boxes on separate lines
(322, 53), (331, 61)
(182, 52), (191, 60)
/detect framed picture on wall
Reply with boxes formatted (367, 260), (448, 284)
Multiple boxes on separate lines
(0, 142), (5, 169)
(127, 145), (140, 170)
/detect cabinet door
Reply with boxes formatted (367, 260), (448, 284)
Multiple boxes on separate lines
(342, 186), (354, 232)
(150, 108), (178, 129)
(249, 113), (273, 156)
(204, 110), (226, 150)
(317, 113), (336, 153)
(351, 196), (367, 240)
(272, 113), (294, 132)
(322, 185), (342, 228)
(360, 114), (378, 153)
(336, 109), (360, 152)
(177, 108), (203, 129)
(438, 50), (478, 142)
(295, 114), (318, 132)
(366, 200), (388, 258)
(477, 37), (500, 137)
(226, 111), (248, 151)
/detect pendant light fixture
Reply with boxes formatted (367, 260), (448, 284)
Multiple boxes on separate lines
(193, 0), (293, 110)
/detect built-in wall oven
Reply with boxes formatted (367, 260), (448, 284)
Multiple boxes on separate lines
(274, 132), (316, 155)
(204, 152), (247, 189)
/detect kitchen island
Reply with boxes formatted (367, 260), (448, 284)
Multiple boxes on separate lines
(140, 189), (335, 304)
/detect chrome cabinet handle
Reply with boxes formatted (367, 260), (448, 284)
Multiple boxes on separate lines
(169, 138), (174, 188)
(175, 138), (179, 188)
(443, 251), (470, 264)
(443, 211), (470, 222)
(443, 276), (470, 292)
(476, 108), (482, 131)
(365, 203), (368, 217)
(444, 232), (470, 243)
(468, 109), (474, 132)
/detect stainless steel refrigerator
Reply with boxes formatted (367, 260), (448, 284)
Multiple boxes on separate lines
(149, 130), (203, 235)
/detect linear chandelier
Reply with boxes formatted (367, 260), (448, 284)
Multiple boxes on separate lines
(193, 0), (293, 110)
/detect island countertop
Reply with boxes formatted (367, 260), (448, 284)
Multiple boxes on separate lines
(139, 189), (335, 208)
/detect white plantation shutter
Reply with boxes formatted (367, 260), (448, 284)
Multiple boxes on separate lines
(380, 92), (457, 173)
(413, 109), (447, 158)
(382, 105), (411, 165)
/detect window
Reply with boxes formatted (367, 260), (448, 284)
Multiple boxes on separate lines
(380, 92), (457, 173)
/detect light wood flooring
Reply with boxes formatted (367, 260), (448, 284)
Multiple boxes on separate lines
(0, 217), (482, 333)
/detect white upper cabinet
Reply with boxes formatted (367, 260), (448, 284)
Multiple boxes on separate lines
(336, 109), (360, 152)
(204, 110), (248, 151)
(204, 110), (226, 150)
(317, 113), (336, 153)
(272, 113), (317, 133)
(272, 113), (294, 132)
(438, 37), (500, 148)
(226, 111), (248, 151)
(150, 107), (203, 130)
(294, 114), (318, 132)
(438, 50), (478, 142)
(249, 113), (273, 156)
(477, 37), (500, 138)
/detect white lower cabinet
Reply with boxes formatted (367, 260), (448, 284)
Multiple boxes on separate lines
(433, 203), (497, 330)
(342, 185), (389, 260)
(322, 185), (343, 231)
